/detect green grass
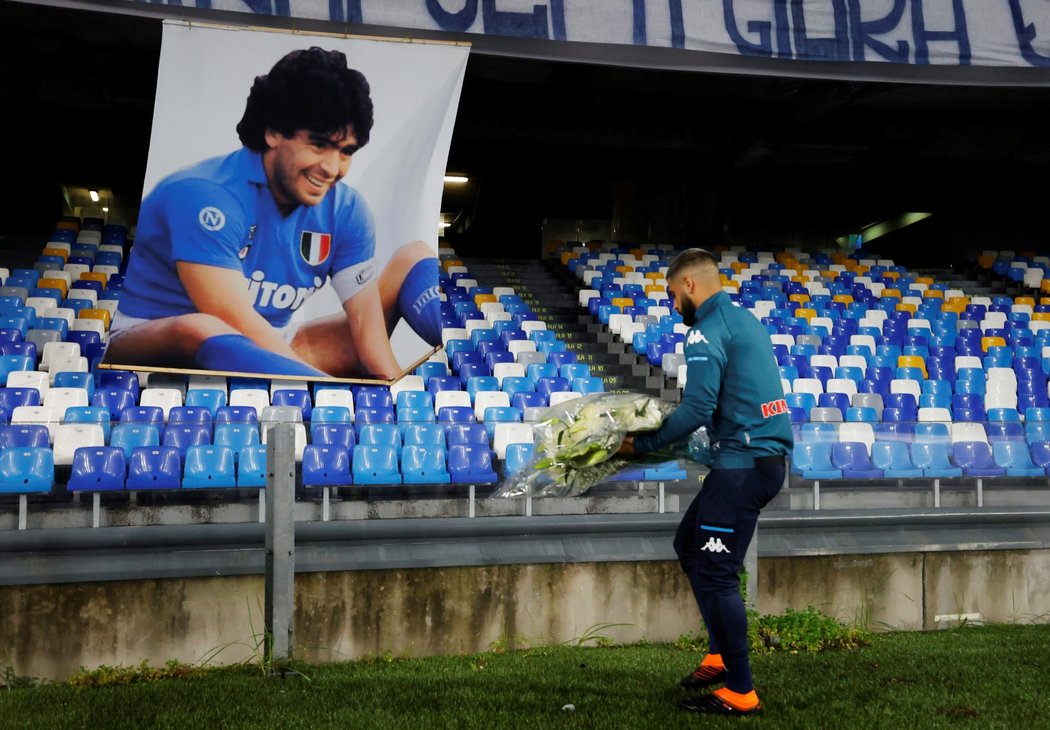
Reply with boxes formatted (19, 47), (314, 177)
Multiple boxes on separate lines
(2, 624), (1049, 729)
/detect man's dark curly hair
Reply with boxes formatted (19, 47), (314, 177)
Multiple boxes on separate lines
(236, 47), (374, 152)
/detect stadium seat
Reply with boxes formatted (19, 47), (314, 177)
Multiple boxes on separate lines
(168, 406), (213, 426)
(125, 446), (183, 490)
(182, 445), (237, 488)
(871, 441), (923, 478)
(992, 441), (1044, 477)
(213, 423), (260, 453)
(448, 443), (498, 484)
(909, 442), (962, 478)
(301, 445), (352, 486)
(401, 445), (450, 484)
(492, 422), (533, 460)
(831, 441), (883, 478)
(237, 445), (267, 487)
(790, 442), (841, 479)
(53, 423), (105, 466)
(352, 445), (401, 485)
(0, 447), (54, 493)
(403, 423), (446, 450)
(358, 424), (402, 456)
(63, 405), (111, 439)
(162, 424), (212, 459)
(0, 424), (49, 449)
(503, 442), (535, 475)
(110, 423), (161, 459)
(952, 442), (1007, 477)
(93, 388), (138, 421)
(68, 446), (126, 492)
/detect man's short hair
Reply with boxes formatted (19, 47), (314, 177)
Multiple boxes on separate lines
(237, 47), (374, 152)
(666, 248), (718, 281)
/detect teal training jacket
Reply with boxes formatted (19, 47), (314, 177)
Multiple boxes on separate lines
(634, 291), (793, 468)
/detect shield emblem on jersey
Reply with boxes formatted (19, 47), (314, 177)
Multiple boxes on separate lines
(300, 231), (332, 266)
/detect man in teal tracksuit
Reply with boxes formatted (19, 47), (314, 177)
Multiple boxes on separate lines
(620, 248), (793, 716)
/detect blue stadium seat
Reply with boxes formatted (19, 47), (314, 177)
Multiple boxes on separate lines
(0, 447), (53, 493)
(952, 442), (1007, 477)
(909, 442), (962, 478)
(437, 407), (476, 424)
(358, 424), (402, 456)
(466, 376), (499, 399)
(790, 442), (840, 479)
(0, 425), (49, 449)
(53, 371), (95, 398)
(93, 389), (137, 421)
(64, 406), (112, 440)
(987, 421), (1024, 443)
(185, 388), (228, 415)
(502, 378), (535, 398)
(352, 445), (401, 485)
(97, 371), (140, 397)
(0, 387), (40, 412)
(800, 422), (838, 443)
(271, 389), (313, 421)
(162, 424), (212, 458)
(301, 445), (352, 486)
(120, 406), (165, 427)
(311, 406), (352, 424)
(237, 445), (267, 487)
(397, 407), (436, 426)
(446, 423), (488, 447)
(427, 376), (462, 396)
(401, 445), (450, 484)
(355, 388), (393, 410)
(992, 441), (1044, 477)
(168, 406), (213, 426)
(110, 423), (161, 460)
(831, 442), (883, 478)
(573, 377), (605, 395)
(125, 446), (182, 490)
(403, 423), (446, 450)
(871, 441), (923, 478)
(182, 445), (237, 488)
(311, 423), (357, 451)
(503, 442), (535, 475)
(68, 446), (126, 492)
(214, 423), (261, 454)
(354, 407), (396, 433)
(448, 443), (498, 484)
(395, 391), (433, 412)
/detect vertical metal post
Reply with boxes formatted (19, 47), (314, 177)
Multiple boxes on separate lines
(744, 524), (759, 611)
(265, 422), (295, 663)
(92, 493), (101, 528)
(934, 478), (941, 509)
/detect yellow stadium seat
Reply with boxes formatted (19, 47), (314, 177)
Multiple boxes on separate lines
(1016, 296), (1035, 307)
(80, 308), (111, 330)
(474, 294), (497, 306)
(1032, 312), (1050, 322)
(615, 265), (633, 275)
(941, 300), (966, 315)
(882, 289), (902, 299)
(644, 285), (664, 296)
(443, 259), (463, 272)
(795, 308), (816, 321)
(883, 271), (900, 281)
(978, 255), (996, 269)
(922, 289), (944, 299)
(831, 253), (848, 265)
(731, 262), (747, 273)
(610, 297), (634, 309)
(832, 294), (853, 304)
(719, 274), (730, 285)
(722, 280), (739, 291)
(789, 293), (810, 304)
(645, 272), (662, 281)
(896, 303), (917, 314)
(559, 252), (579, 266)
(898, 355), (927, 377)
(981, 336), (1006, 352)
(80, 271), (107, 288)
(41, 248), (68, 261)
(55, 220), (78, 232)
(37, 277), (68, 298)
(914, 277), (933, 286)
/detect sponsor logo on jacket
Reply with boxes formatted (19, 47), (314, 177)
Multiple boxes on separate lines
(761, 398), (788, 418)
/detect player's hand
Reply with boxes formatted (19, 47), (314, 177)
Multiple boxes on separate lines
(617, 435), (637, 457)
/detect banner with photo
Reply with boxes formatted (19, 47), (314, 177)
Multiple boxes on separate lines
(101, 21), (468, 382)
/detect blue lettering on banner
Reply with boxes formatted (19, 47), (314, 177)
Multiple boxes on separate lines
(911, 0), (971, 65)
(1009, 0), (1050, 67)
(134, 0), (1050, 69)
(849, 0), (909, 63)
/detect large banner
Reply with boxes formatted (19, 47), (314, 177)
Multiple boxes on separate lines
(102, 22), (468, 382)
(124, 1), (1050, 69)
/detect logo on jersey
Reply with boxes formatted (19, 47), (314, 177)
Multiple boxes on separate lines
(701, 537), (731, 554)
(356, 261), (376, 286)
(300, 231), (332, 265)
(761, 399), (788, 418)
(198, 207), (226, 232)
(687, 329), (709, 345)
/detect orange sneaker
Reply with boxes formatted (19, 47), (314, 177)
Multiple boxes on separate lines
(680, 653), (726, 689)
(679, 687), (763, 715)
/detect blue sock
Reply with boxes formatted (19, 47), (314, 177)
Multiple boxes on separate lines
(397, 257), (442, 346)
(704, 588), (753, 693)
(196, 334), (326, 377)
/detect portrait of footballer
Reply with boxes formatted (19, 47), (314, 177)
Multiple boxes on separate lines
(102, 46), (443, 380)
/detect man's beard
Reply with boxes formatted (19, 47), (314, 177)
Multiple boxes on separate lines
(680, 297), (697, 327)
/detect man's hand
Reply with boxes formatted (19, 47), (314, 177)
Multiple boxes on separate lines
(617, 435), (637, 458)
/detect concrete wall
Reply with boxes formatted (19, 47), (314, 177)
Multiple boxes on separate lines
(3, 549), (1050, 680)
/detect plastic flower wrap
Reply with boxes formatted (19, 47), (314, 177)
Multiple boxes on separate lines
(494, 392), (704, 499)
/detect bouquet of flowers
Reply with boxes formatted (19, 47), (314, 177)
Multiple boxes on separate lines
(493, 392), (709, 499)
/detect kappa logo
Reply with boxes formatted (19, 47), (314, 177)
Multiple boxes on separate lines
(198, 206), (226, 232)
(700, 537), (731, 554)
(761, 398), (788, 418)
(686, 329), (709, 345)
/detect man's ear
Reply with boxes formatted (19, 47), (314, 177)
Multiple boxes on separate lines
(263, 129), (280, 149)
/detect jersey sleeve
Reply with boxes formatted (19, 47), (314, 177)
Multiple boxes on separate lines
(634, 329), (726, 454)
(158, 178), (249, 271)
(329, 188), (378, 303)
